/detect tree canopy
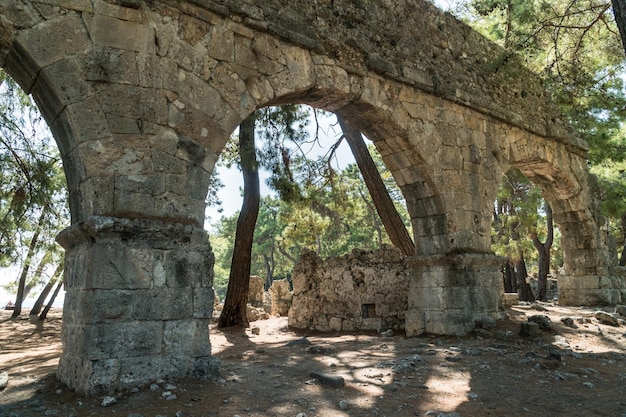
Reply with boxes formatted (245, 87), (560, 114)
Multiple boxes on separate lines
(0, 70), (68, 313)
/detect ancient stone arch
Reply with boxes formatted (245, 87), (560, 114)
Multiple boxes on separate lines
(1, 0), (623, 394)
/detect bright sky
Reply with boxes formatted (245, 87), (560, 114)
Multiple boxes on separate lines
(204, 110), (356, 227)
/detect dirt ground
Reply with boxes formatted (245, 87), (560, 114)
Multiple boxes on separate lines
(1, 303), (625, 417)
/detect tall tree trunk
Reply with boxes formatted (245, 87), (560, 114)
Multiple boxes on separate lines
(612, 0), (626, 55)
(362, 193), (384, 249)
(337, 116), (415, 256)
(219, 113), (260, 328)
(514, 253), (535, 302)
(29, 261), (63, 316)
(532, 203), (554, 301)
(23, 249), (51, 301)
(39, 277), (63, 321)
(263, 249), (274, 291)
(11, 210), (45, 318)
(620, 212), (626, 266)
(503, 261), (516, 293)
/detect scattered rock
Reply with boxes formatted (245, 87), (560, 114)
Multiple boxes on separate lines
(596, 311), (619, 326)
(561, 317), (578, 328)
(519, 321), (540, 337)
(338, 400), (349, 410)
(530, 303), (549, 312)
(309, 371), (344, 388)
(251, 327), (260, 335)
(0, 372), (8, 390)
(101, 396), (117, 407)
(474, 328), (492, 338)
(582, 382), (595, 388)
(528, 315), (552, 330)
(546, 347), (562, 362)
(392, 354), (424, 373)
(306, 345), (335, 354)
(285, 337), (311, 347)
(553, 335), (570, 348)
(476, 316), (497, 330)
(246, 304), (270, 321)
(380, 329), (394, 337)
(615, 305), (626, 317)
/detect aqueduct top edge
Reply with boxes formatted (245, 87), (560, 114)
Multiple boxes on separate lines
(168, 0), (586, 153)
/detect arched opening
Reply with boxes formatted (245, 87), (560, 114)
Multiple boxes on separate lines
(498, 128), (620, 306)
(0, 69), (69, 317)
(491, 166), (564, 303)
(208, 103), (418, 331)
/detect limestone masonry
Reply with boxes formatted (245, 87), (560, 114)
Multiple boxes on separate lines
(1, 0), (624, 395)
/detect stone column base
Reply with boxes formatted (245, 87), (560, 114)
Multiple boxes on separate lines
(56, 216), (219, 394)
(405, 253), (505, 336)
(558, 271), (626, 306)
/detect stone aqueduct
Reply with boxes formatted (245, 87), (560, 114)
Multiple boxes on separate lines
(1, 0), (624, 394)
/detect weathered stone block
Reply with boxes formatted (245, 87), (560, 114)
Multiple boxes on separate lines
(208, 25), (234, 62)
(559, 288), (622, 306)
(164, 319), (211, 357)
(424, 309), (474, 336)
(329, 317), (343, 331)
(269, 280), (292, 316)
(15, 14), (89, 74)
(85, 14), (154, 53)
(503, 292), (519, 306)
(87, 244), (154, 289)
(132, 288), (193, 320)
(33, 58), (93, 118)
(97, 84), (168, 126)
(84, 321), (164, 360)
(268, 46), (314, 97)
(519, 321), (540, 337)
(248, 275), (265, 307)
(595, 311), (619, 326)
(117, 355), (177, 390)
(193, 287), (215, 319)
(62, 97), (111, 144)
(63, 289), (134, 323)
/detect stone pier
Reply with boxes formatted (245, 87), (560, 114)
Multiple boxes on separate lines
(405, 253), (505, 336)
(56, 216), (218, 394)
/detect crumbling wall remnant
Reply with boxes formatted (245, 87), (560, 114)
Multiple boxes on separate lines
(289, 246), (408, 332)
(270, 280), (292, 316)
(248, 275), (265, 308)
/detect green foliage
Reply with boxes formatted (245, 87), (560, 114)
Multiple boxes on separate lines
(455, 0), (626, 264)
(209, 113), (411, 291)
(492, 168), (563, 273)
(460, 0), (626, 163)
(0, 70), (68, 293)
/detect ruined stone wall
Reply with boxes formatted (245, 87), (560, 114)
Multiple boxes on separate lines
(269, 280), (292, 317)
(248, 275), (264, 308)
(289, 246), (408, 332)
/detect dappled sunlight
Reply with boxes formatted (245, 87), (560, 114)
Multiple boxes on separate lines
(3, 309), (626, 416)
(422, 369), (472, 411)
